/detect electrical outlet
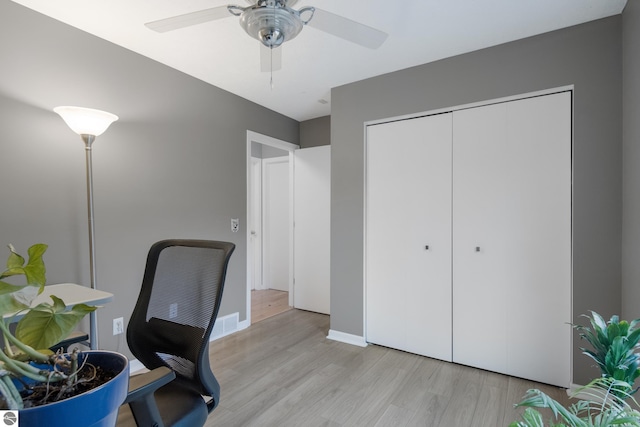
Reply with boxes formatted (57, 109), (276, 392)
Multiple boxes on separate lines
(113, 317), (124, 335)
(231, 218), (239, 233)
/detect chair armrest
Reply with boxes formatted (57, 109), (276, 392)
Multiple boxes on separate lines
(123, 366), (175, 427)
(125, 366), (176, 404)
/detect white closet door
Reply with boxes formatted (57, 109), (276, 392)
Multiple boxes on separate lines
(452, 102), (510, 375)
(366, 113), (453, 362)
(293, 146), (331, 314)
(453, 92), (571, 387)
(503, 92), (572, 387)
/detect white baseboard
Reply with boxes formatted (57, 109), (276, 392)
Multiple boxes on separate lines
(327, 329), (368, 347)
(210, 312), (247, 341)
(237, 319), (250, 331)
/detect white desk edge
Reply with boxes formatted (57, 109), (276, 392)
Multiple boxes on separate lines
(34, 283), (114, 307)
(3, 283), (114, 321)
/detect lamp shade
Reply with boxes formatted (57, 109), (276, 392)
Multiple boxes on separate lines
(54, 106), (118, 137)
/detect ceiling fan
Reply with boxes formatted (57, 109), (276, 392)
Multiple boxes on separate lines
(145, 0), (388, 72)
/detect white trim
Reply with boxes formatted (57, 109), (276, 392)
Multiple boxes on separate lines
(365, 85), (575, 127)
(250, 157), (263, 291)
(288, 149), (295, 308)
(237, 319), (250, 331)
(327, 329), (368, 347)
(247, 130), (298, 151)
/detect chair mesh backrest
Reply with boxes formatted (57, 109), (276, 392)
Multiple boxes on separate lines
(127, 240), (234, 400)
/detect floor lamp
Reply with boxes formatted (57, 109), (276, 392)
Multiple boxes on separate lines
(54, 106), (118, 350)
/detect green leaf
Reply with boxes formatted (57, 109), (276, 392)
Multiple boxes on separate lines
(22, 244), (47, 287)
(521, 407), (545, 427)
(618, 320), (630, 336)
(608, 322), (622, 340)
(591, 311), (608, 333)
(0, 292), (30, 318)
(0, 280), (26, 297)
(5, 245), (25, 270)
(627, 328), (640, 348)
(0, 244), (47, 287)
(14, 296), (97, 350)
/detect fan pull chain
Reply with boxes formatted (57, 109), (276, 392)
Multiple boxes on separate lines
(271, 4), (276, 90)
(270, 47), (275, 90)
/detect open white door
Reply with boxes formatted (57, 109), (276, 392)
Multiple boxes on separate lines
(293, 146), (331, 315)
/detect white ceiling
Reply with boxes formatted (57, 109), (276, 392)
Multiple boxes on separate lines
(10, 0), (627, 121)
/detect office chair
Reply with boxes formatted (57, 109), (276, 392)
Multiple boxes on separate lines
(117, 239), (235, 427)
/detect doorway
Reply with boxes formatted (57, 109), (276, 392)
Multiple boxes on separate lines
(246, 131), (298, 325)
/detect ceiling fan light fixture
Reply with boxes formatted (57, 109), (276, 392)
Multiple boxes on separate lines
(239, 5), (303, 48)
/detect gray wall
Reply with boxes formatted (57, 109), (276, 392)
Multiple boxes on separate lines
(300, 116), (331, 148)
(331, 17), (622, 385)
(622, 0), (640, 322)
(0, 2), (298, 358)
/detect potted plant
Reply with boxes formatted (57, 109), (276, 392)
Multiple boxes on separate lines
(0, 243), (129, 427)
(510, 377), (640, 427)
(574, 311), (640, 397)
(511, 311), (640, 426)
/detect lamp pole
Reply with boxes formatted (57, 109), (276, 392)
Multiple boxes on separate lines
(54, 106), (118, 351)
(82, 134), (99, 349)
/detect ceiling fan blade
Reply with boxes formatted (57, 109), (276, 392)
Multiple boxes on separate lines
(145, 6), (231, 33)
(260, 44), (282, 72)
(306, 8), (388, 49)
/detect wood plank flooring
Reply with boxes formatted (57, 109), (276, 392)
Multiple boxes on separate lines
(252, 289), (291, 323)
(207, 309), (569, 426)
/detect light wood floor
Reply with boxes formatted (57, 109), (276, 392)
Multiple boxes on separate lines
(251, 289), (291, 323)
(207, 309), (569, 426)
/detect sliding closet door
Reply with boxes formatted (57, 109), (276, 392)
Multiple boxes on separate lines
(366, 113), (453, 362)
(453, 92), (572, 387)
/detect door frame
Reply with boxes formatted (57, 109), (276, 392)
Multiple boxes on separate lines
(250, 157), (263, 291)
(246, 130), (298, 326)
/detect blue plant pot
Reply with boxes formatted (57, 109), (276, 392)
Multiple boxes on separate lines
(15, 350), (129, 427)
